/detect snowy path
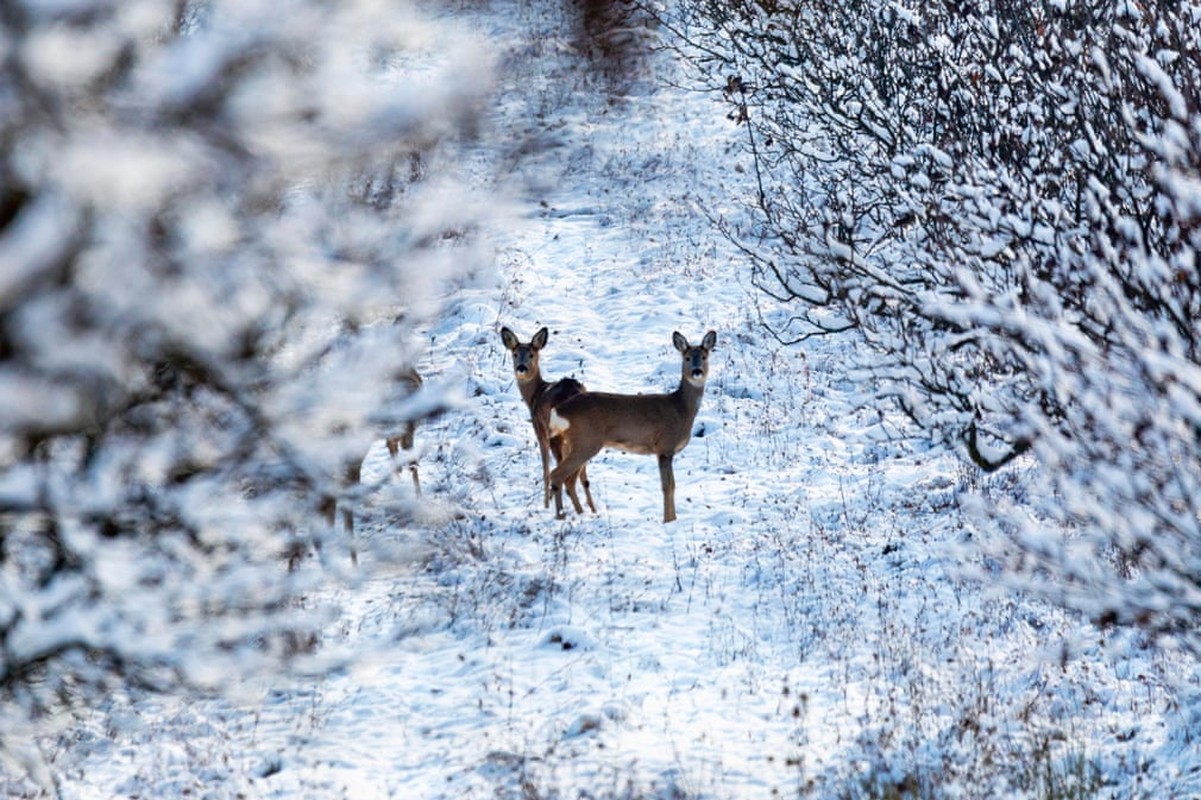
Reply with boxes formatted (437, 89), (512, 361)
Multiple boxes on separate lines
(47, 3), (1198, 799)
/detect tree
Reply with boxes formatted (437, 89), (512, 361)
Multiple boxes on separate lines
(0, 0), (492, 787)
(662, 0), (1201, 650)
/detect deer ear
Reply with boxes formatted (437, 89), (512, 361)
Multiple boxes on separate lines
(500, 327), (518, 351)
(702, 330), (717, 351)
(672, 332), (688, 353)
(532, 327), (549, 350)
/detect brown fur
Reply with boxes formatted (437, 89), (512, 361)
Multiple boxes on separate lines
(500, 327), (596, 514)
(548, 331), (716, 523)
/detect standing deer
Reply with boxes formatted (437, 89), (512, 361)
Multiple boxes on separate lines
(500, 326), (596, 514)
(383, 366), (423, 494)
(316, 366), (423, 568)
(547, 330), (716, 523)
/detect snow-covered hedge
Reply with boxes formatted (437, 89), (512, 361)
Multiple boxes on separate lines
(0, 0), (490, 784)
(665, 0), (1201, 649)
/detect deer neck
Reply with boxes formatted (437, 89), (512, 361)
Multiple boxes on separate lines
(673, 372), (706, 422)
(517, 372), (548, 413)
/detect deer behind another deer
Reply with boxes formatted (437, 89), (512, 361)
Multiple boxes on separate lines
(501, 326), (596, 515)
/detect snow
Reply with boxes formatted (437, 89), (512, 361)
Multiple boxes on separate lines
(20, 24), (126, 90)
(10, 1), (1200, 798)
(1136, 54), (1189, 121)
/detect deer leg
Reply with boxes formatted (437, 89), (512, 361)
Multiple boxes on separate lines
(550, 480), (566, 520)
(579, 464), (597, 513)
(539, 435), (553, 509)
(406, 428), (421, 494)
(316, 494), (336, 564)
(387, 424), (421, 494)
(549, 444), (600, 520)
(658, 453), (676, 524)
(342, 506), (358, 567)
(404, 421), (421, 493)
(316, 494), (357, 565)
(564, 469), (585, 515)
(345, 460), (361, 565)
(319, 461), (362, 567)
(550, 435), (584, 514)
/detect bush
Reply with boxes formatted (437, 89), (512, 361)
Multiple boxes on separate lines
(657, 0), (1201, 648)
(0, 0), (491, 787)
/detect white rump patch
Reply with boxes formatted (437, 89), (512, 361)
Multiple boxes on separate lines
(549, 408), (570, 435)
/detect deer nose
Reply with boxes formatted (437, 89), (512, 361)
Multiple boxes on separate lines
(516, 365), (528, 374)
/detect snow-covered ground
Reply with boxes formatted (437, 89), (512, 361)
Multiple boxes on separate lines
(24, 2), (1200, 798)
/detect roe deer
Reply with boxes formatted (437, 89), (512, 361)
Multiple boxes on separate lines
(547, 330), (716, 523)
(317, 366), (423, 568)
(384, 367), (423, 494)
(500, 326), (596, 514)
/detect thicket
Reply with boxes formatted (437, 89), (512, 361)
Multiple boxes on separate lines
(0, 0), (489, 787)
(657, 0), (1201, 650)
